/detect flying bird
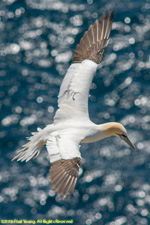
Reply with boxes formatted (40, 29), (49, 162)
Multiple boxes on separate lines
(12, 11), (136, 199)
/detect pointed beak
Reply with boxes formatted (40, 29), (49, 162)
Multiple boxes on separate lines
(121, 135), (136, 151)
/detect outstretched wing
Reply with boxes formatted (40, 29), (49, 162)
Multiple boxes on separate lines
(54, 12), (114, 122)
(46, 129), (82, 199)
(73, 11), (114, 63)
(49, 157), (81, 199)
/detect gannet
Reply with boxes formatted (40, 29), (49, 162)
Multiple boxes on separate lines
(12, 12), (136, 199)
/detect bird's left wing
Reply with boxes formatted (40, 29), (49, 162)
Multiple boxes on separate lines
(54, 12), (113, 122)
(54, 60), (97, 122)
(46, 129), (82, 199)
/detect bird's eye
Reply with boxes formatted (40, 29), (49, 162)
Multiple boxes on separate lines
(116, 133), (127, 138)
(121, 134), (127, 138)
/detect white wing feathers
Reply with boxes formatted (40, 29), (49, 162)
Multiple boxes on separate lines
(46, 129), (82, 163)
(54, 60), (97, 122)
(46, 130), (82, 199)
(12, 125), (52, 162)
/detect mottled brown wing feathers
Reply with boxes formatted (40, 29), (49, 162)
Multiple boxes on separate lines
(73, 11), (114, 64)
(49, 157), (81, 199)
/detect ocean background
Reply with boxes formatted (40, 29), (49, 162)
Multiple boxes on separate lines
(0, 0), (150, 224)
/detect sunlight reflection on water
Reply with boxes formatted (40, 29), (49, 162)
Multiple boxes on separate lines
(0, 0), (150, 224)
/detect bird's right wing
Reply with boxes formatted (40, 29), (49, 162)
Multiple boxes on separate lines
(46, 129), (83, 199)
(54, 12), (114, 123)
(49, 157), (81, 199)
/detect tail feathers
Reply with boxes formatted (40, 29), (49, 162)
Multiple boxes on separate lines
(12, 127), (46, 162)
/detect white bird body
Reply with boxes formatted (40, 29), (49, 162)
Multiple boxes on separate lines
(13, 12), (136, 199)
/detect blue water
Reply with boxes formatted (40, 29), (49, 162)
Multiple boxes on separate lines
(0, 0), (150, 224)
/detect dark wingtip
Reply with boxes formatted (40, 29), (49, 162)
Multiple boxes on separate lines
(49, 158), (81, 200)
(105, 11), (110, 19)
(110, 11), (114, 21)
(72, 11), (114, 64)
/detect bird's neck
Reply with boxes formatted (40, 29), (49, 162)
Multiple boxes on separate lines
(98, 122), (119, 139)
(82, 122), (117, 144)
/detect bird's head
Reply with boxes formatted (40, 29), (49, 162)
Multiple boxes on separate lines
(103, 122), (136, 150)
(114, 123), (136, 150)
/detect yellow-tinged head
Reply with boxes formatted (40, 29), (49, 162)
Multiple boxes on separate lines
(102, 122), (136, 150)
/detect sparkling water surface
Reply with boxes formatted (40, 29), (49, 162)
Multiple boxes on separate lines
(0, 0), (150, 224)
